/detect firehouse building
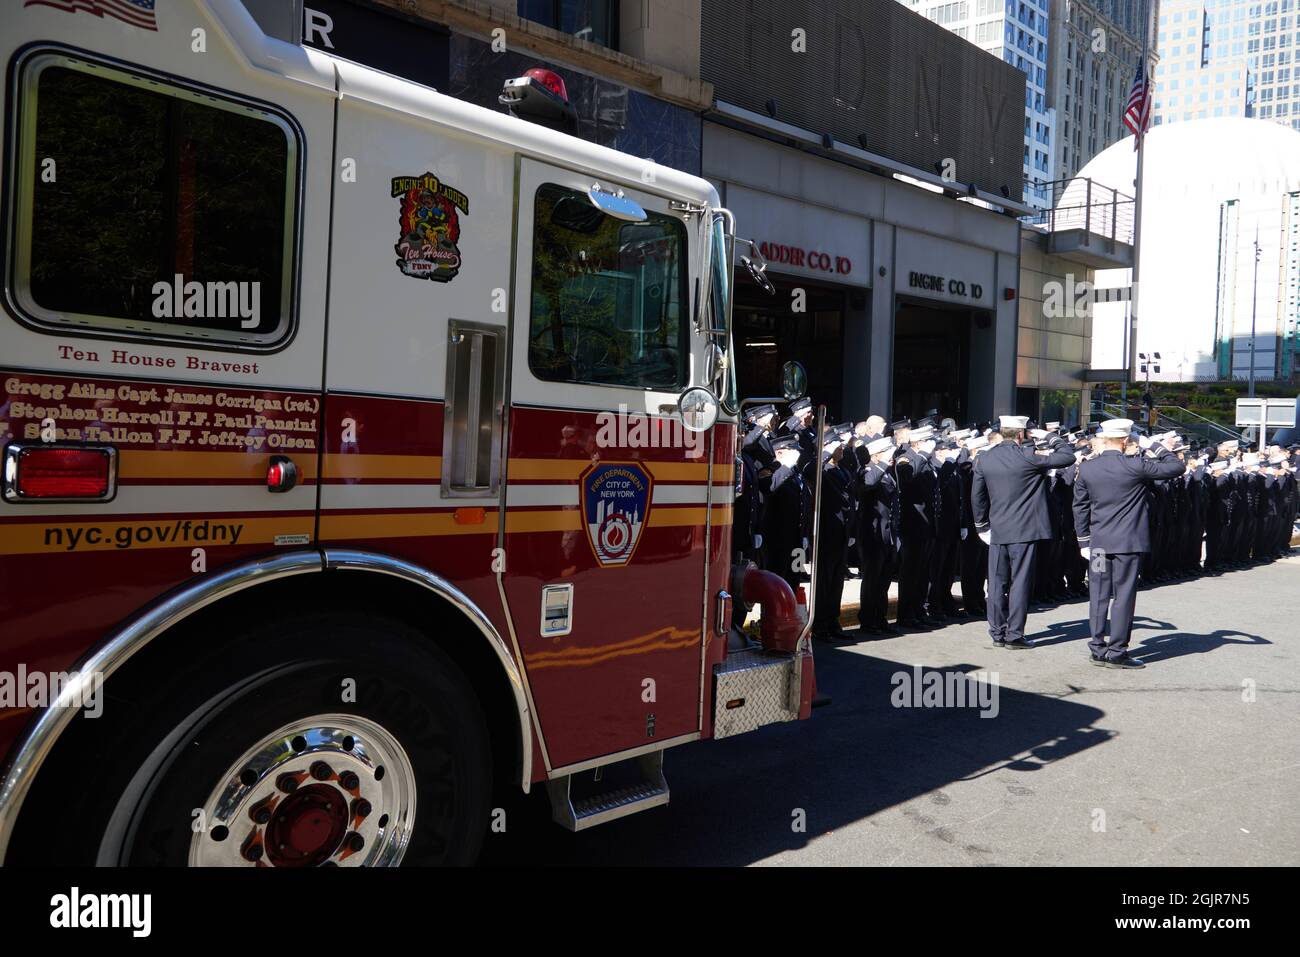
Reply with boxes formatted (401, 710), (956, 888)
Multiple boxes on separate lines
(704, 120), (1023, 426)
(291, 0), (1031, 427)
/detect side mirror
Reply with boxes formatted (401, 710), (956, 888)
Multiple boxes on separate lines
(781, 360), (807, 402)
(587, 182), (646, 222)
(740, 254), (775, 296)
(735, 238), (775, 296)
(677, 386), (720, 433)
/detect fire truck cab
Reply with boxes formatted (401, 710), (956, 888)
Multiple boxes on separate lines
(0, 0), (816, 866)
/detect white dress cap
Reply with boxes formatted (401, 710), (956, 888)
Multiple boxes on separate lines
(1099, 418), (1133, 438)
(999, 415), (1029, 430)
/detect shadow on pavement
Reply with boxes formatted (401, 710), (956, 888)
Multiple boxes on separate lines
(480, 640), (1112, 866)
(1026, 615), (1174, 648)
(1132, 628), (1270, 664)
(1022, 616), (1270, 665)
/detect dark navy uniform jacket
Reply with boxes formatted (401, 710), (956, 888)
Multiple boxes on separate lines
(971, 438), (1076, 544)
(895, 447), (937, 536)
(858, 461), (900, 550)
(1072, 447), (1187, 554)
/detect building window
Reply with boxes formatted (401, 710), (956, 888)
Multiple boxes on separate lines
(9, 52), (298, 348)
(518, 0), (619, 49)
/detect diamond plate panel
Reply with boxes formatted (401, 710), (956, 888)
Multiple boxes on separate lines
(713, 648), (799, 739)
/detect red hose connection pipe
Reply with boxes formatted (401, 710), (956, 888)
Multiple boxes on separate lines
(741, 566), (803, 654)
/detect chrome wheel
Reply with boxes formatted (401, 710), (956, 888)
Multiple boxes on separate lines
(189, 713), (416, 867)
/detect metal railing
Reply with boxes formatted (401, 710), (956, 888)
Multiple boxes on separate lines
(1021, 177), (1136, 245)
(1089, 399), (1243, 446)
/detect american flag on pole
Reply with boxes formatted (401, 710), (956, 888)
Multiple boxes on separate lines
(24, 0), (158, 32)
(1123, 59), (1152, 149)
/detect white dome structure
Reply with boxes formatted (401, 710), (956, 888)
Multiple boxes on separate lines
(1073, 119), (1300, 382)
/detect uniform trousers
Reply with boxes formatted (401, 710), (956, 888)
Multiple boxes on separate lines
(898, 532), (933, 620)
(858, 542), (894, 628)
(959, 534), (988, 612)
(1088, 551), (1142, 660)
(813, 535), (848, 631)
(986, 541), (1037, 644)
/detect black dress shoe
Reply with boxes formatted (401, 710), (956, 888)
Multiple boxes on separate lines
(989, 639), (1007, 649)
(1105, 654), (1146, 670)
(859, 623), (882, 636)
(898, 617), (927, 630)
(1002, 638), (1035, 649)
(1089, 653), (1108, 666)
(877, 624), (901, 636)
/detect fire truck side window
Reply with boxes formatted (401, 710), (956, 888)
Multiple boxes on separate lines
(528, 183), (687, 390)
(9, 55), (297, 347)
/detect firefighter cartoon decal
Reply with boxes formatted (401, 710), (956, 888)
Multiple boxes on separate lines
(581, 463), (653, 568)
(391, 172), (470, 282)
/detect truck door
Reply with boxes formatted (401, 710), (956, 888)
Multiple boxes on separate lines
(499, 158), (710, 770)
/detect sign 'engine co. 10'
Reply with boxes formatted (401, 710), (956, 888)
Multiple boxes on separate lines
(908, 270), (982, 300)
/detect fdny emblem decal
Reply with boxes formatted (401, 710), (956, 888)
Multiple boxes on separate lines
(391, 172), (469, 282)
(581, 462), (653, 568)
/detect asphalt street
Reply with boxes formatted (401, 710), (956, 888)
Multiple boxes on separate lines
(481, 553), (1300, 866)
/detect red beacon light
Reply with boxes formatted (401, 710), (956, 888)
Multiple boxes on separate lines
(499, 66), (576, 126)
(525, 67), (568, 102)
(3, 444), (116, 502)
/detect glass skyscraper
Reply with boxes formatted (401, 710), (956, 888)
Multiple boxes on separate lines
(1153, 0), (1300, 131)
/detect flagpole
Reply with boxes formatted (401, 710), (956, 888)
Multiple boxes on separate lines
(1128, 0), (1159, 397)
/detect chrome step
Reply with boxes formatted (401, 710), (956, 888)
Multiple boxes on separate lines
(546, 751), (668, 831)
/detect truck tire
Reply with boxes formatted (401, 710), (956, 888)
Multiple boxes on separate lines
(18, 612), (493, 866)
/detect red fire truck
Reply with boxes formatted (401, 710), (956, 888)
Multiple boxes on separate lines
(0, 0), (820, 865)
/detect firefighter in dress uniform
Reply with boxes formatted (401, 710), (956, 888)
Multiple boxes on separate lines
(1072, 420), (1187, 669)
(735, 404), (778, 565)
(813, 427), (855, 640)
(781, 396), (817, 466)
(857, 435), (902, 635)
(761, 434), (809, 595)
(894, 423), (941, 629)
(928, 437), (966, 620)
(971, 414), (1076, 649)
(958, 433), (991, 617)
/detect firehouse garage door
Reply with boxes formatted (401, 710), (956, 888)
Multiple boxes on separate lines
(891, 229), (998, 425)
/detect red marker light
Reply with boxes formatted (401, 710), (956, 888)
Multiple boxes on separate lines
(7, 446), (114, 500)
(267, 456), (299, 493)
(525, 67), (568, 103)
